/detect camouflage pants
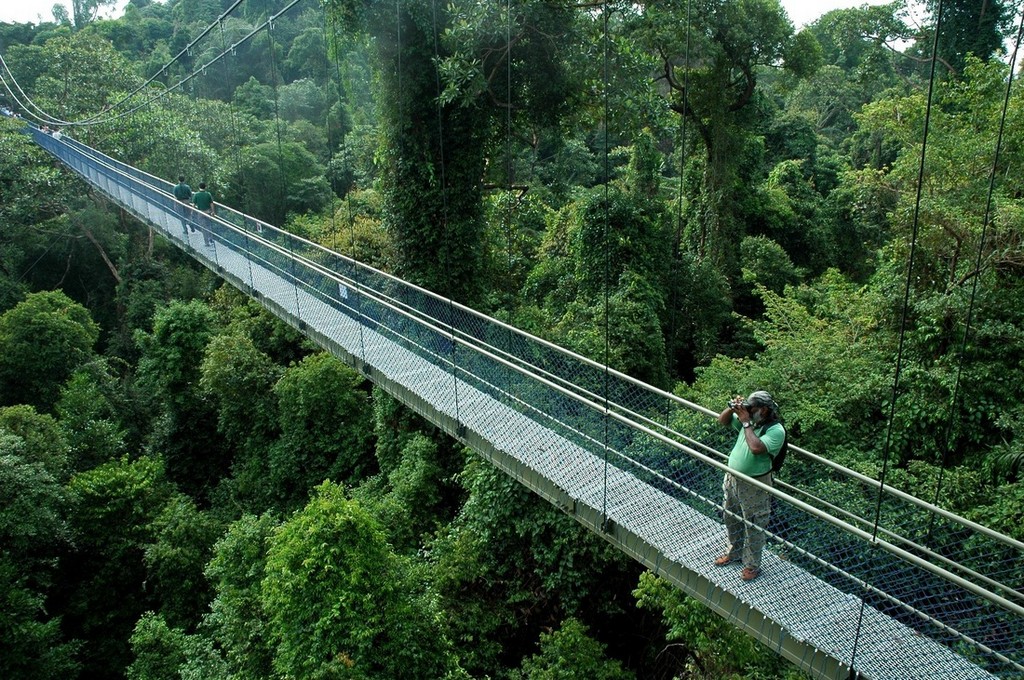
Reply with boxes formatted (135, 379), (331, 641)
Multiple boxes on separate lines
(722, 471), (773, 570)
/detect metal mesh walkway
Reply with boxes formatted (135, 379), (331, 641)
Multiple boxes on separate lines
(27, 125), (1024, 680)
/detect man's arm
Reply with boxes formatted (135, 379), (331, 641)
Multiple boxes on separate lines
(717, 407), (734, 427)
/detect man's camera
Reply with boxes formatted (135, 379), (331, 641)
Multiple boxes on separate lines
(728, 398), (750, 410)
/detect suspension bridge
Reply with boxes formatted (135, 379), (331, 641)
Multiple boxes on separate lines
(16, 121), (1022, 680)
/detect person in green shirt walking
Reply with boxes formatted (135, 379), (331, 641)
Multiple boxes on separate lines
(714, 390), (785, 581)
(192, 183), (216, 246)
(172, 175), (193, 235)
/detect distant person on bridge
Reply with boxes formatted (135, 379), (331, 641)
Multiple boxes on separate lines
(715, 390), (785, 581)
(192, 183), (216, 247)
(173, 175), (193, 235)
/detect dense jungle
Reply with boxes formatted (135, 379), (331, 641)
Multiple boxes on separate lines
(1, 0), (1023, 677)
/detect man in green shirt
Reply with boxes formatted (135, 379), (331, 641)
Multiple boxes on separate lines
(192, 183), (216, 246)
(714, 390), (785, 581)
(172, 175), (193, 235)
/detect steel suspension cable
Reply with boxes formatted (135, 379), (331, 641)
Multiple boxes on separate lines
(0, 51), (75, 127)
(3, 0), (308, 133)
(0, 0), (248, 128)
(323, 0), (367, 363)
(429, 0), (462, 428)
(78, 0), (248, 125)
(504, 0), (514, 330)
(600, 0), (612, 528)
(665, 0), (691, 393)
(929, 1), (1024, 515)
(849, 0), (946, 671)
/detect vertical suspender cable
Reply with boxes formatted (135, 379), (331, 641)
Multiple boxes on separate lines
(263, 15), (302, 317)
(666, 0), (691, 409)
(220, 19), (247, 213)
(220, 18), (255, 289)
(430, 0), (461, 429)
(849, 0), (945, 672)
(321, 4), (339, 253)
(929, 4), (1024, 516)
(266, 18), (289, 224)
(324, 2), (368, 364)
(504, 0), (515, 342)
(600, 0), (612, 528)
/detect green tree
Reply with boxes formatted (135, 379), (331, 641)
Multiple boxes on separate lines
(798, 2), (911, 146)
(0, 434), (79, 680)
(328, 0), (581, 304)
(683, 271), (891, 458)
(663, 252), (733, 379)
(352, 432), (448, 554)
(202, 513), (278, 680)
(429, 457), (635, 676)
(0, 290), (100, 412)
(0, 405), (69, 478)
(61, 455), (175, 678)
(71, 0), (117, 28)
(126, 612), (188, 680)
(262, 481), (455, 678)
(199, 331), (282, 509)
(269, 352), (375, 510)
(558, 270), (669, 388)
(142, 495), (224, 630)
(56, 361), (137, 472)
(200, 333), (281, 456)
(632, 0), (804, 274)
(852, 56), (1024, 466)
(127, 611), (230, 680)
(284, 27), (329, 82)
(224, 141), (330, 225)
(136, 300), (225, 500)
(32, 32), (137, 120)
(926, 0), (1009, 76)
(511, 617), (633, 680)
(740, 235), (804, 296)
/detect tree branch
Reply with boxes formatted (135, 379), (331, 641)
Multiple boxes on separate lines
(80, 226), (122, 284)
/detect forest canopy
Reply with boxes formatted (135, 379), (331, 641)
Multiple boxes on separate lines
(1, 0), (1022, 677)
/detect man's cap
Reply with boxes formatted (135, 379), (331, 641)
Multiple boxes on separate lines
(746, 390), (778, 414)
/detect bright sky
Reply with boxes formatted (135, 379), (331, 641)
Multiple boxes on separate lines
(0, 0), (890, 29)
(0, 0), (130, 25)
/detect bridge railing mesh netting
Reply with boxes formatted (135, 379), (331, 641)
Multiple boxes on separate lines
(29, 125), (1024, 679)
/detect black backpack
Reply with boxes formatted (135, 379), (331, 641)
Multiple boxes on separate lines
(758, 420), (788, 473)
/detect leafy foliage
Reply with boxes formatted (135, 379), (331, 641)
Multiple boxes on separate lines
(511, 617), (634, 680)
(262, 481), (456, 679)
(0, 435), (78, 680)
(635, 572), (802, 679)
(2, 0), (1024, 676)
(0, 290), (100, 412)
(269, 352), (375, 510)
(62, 455), (175, 677)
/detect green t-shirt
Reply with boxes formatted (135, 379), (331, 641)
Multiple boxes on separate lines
(727, 415), (785, 477)
(173, 182), (192, 201)
(193, 190), (213, 212)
